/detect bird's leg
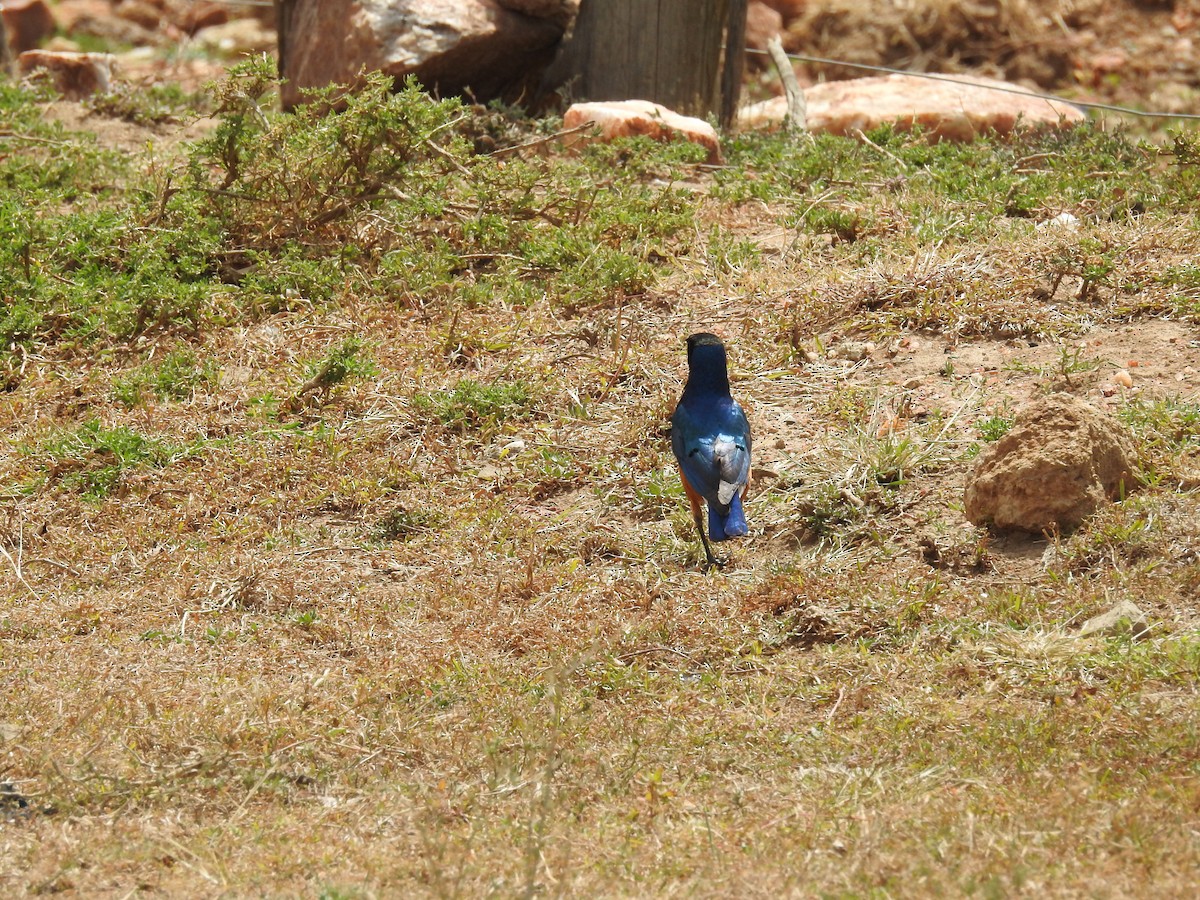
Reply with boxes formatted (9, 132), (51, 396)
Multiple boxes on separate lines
(693, 508), (725, 570)
(680, 468), (726, 569)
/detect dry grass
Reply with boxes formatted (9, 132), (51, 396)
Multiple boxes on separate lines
(3, 68), (1200, 898)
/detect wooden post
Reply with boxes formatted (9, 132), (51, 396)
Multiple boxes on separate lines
(275, 0), (294, 82)
(546, 0), (746, 127)
(0, 15), (11, 75)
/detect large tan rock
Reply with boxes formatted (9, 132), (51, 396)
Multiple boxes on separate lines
(746, 1), (783, 53)
(278, 0), (565, 109)
(1078, 600), (1150, 641)
(964, 394), (1139, 534)
(18, 49), (113, 97)
(114, 0), (161, 31)
(193, 18), (275, 54)
(54, 0), (159, 46)
(178, 2), (230, 34)
(739, 73), (1085, 140)
(50, 0), (112, 34)
(1, 0), (56, 54)
(759, 0), (806, 23)
(562, 99), (722, 163)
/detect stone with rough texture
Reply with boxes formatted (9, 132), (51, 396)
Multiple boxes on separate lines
(746, 1), (783, 53)
(738, 73), (1085, 140)
(180, 2), (229, 34)
(759, 0), (806, 22)
(50, 0), (112, 33)
(54, 0), (158, 46)
(496, 0), (576, 28)
(562, 99), (722, 163)
(1078, 600), (1149, 641)
(964, 394), (1139, 534)
(1, 0), (56, 54)
(114, 0), (161, 31)
(279, 0), (565, 109)
(194, 18), (275, 54)
(18, 48), (113, 96)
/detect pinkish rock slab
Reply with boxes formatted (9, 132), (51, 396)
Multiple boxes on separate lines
(563, 99), (722, 163)
(739, 73), (1085, 141)
(1, 0), (55, 54)
(18, 49), (113, 97)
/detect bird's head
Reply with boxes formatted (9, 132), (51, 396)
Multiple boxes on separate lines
(683, 332), (731, 396)
(686, 332), (725, 362)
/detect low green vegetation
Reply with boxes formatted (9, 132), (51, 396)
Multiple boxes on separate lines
(414, 378), (535, 434)
(39, 419), (191, 499)
(113, 349), (219, 406)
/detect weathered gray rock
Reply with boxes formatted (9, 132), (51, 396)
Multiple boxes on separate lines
(1078, 600), (1150, 641)
(964, 394), (1139, 534)
(278, 0), (568, 109)
(739, 74), (1086, 140)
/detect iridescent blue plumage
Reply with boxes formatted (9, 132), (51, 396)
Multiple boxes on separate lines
(671, 333), (752, 568)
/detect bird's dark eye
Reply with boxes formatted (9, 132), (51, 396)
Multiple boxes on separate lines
(689, 449), (700, 457)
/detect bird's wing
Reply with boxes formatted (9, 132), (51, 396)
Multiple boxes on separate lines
(672, 400), (751, 506)
(672, 403), (721, 499)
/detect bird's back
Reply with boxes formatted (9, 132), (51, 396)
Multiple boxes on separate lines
(672, 394), (752, 509)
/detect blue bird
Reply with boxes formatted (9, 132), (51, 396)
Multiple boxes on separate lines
(671, 332), (752, 568)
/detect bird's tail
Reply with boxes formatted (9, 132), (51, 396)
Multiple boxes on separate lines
(708, 492), (748, 541)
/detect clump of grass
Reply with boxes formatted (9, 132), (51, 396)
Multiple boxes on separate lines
(975, 414), (1014, 442)
(112, 349), (219, 406)
(1116, 396), (1200, 484)
(85, 83), (202, 126)
(514, 446), (586, 500)
(777, 394), (965, 545)
(628, 466), (682, 521)
(184, 59), (697, 313)
(1004, 343), (1106, 392)
(40, 419), (190, 499)
(1051, 496), (1164, 576)
(188, 59), (469, 259)
(1117, 396), (1200, 449)
(413, 379), (534, 434)
(288, 337), (377, 409)
(374, 506), (439, 541)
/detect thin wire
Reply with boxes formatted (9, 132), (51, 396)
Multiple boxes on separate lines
(746, 47), (1200, 121)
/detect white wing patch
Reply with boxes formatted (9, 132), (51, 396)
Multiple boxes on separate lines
(712, 435), (749, 505)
